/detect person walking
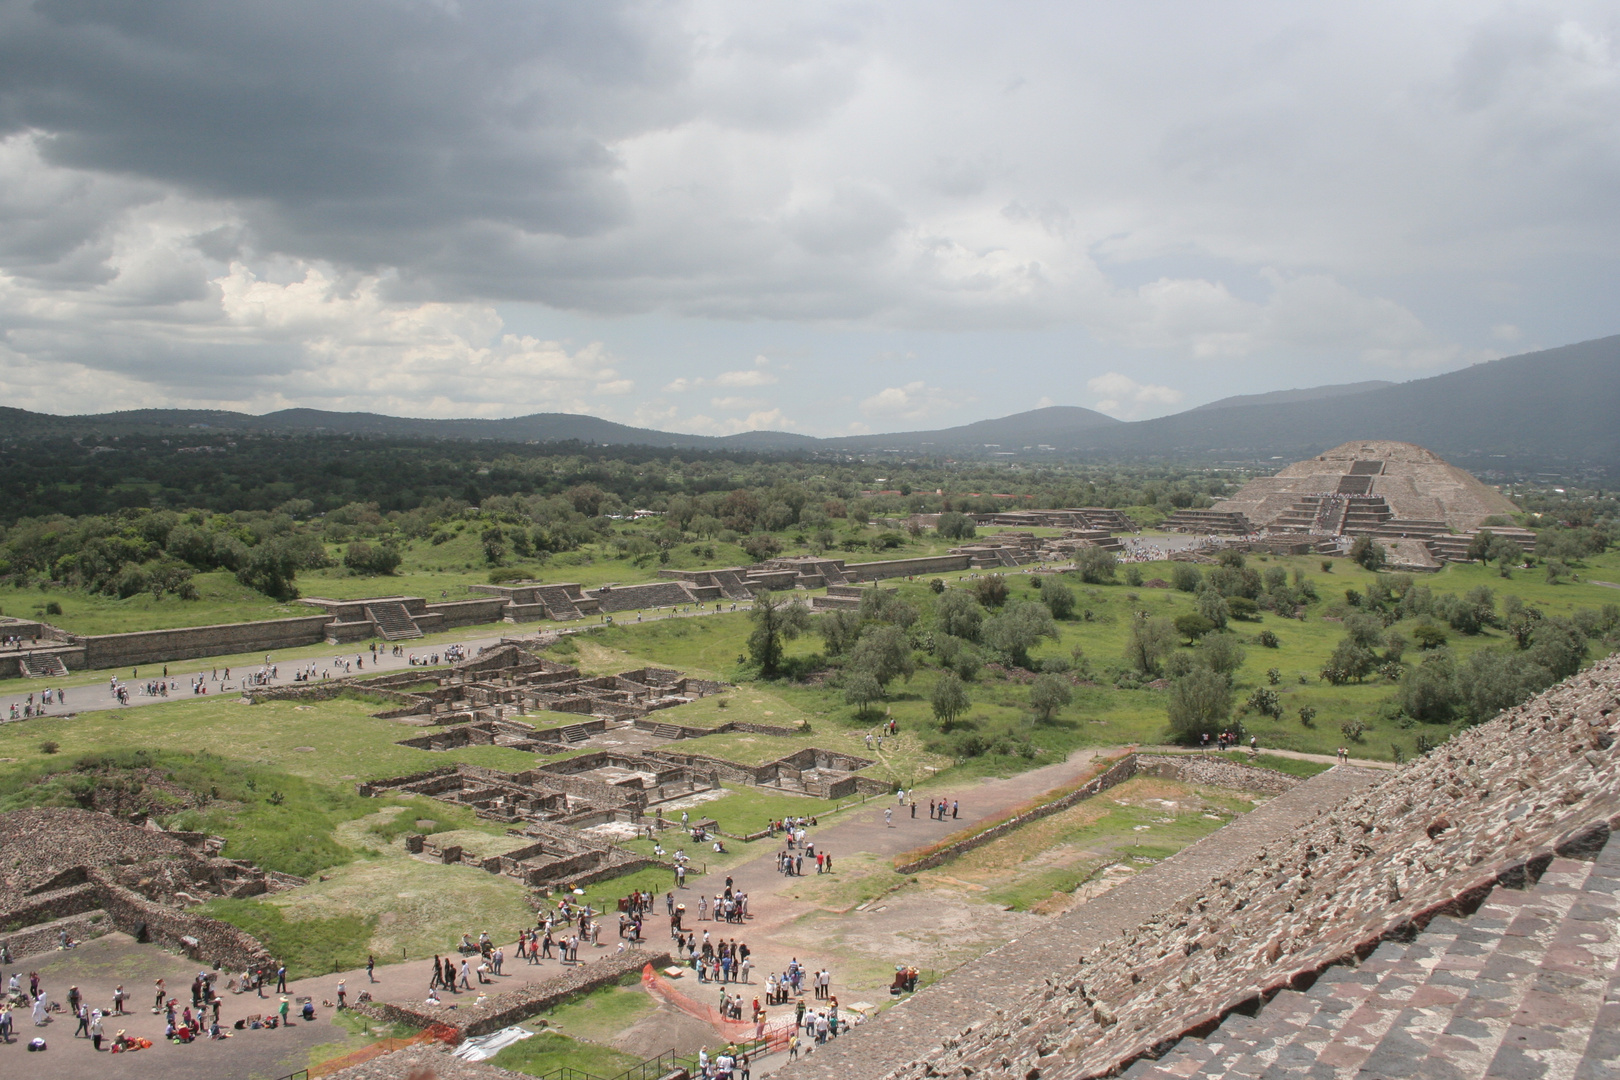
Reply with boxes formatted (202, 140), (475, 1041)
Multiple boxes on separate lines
(89, 1009), (103, 1051)
(275, 963), (287, 993)
(367, 954), (376, 983)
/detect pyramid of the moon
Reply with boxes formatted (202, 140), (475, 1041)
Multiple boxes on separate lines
(1209, 441), (1518, 533)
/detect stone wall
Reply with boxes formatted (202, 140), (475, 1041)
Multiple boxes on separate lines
(1132, 752), (1302, 795)
(894, 753), (1141, 874)
(426, 597), (510, 628)
(78, 615), (334, 669)
(355, 948), (671, 1039)
(840, 554), (973, 582)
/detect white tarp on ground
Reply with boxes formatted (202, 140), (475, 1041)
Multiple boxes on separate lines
(452, 1024), (535, 1062)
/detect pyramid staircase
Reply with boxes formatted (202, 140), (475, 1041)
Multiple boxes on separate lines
(559, 724), (591, 744)
(1123, 837), (1620, 1080)
(710, 569), (756, 600)
(650, 722), (684, 740)
(1161, 509), (1253, 535)
(365, 601), (423, 640)
(19, 653), (69, 678)
(533, 585), (583, 621)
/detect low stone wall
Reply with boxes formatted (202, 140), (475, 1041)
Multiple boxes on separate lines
(78, 615), (334, 670)
(93, 876), (271, 971)
(245, 681), (426, 707)
(840, 554), (972, 582)
(895, 754), (1141, 874)
(1133, 752), (1301, 795)
(426, 598), (510, 629)
(1, 911), (113, 959)
(356, 948), (671, 1039)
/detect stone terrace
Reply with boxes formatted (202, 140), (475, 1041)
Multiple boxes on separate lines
(784, 764), (1383, 1080)
(798, 656), (1620, 1080)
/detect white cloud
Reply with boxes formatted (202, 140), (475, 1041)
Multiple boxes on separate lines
(858, 381), (963, 423)
(0, 6), (1616, 424)
(1087, 372), (1185, 420)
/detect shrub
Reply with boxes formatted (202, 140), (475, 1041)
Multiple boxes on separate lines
(971, 574), (1010, 608)
(1226, 596), (1260, 620)
(43, 601), (63, 616)
(1256, 629), (1280, 649)
(39, 740), (59, 755)
(1266, 667), (1281, 685)
(1041, 579), (1077, 619)
(1246, 687), (1282, 719)
(1321, 560), (1333, 572)
(928, 578), (946, 594)
(1124, 565), (1143, 587)
(1298, 705), (1317, 726)
(1340, 719), (1366, 742)
(1076, 547), (1117, 584)
(1412, 621), (1448, 649)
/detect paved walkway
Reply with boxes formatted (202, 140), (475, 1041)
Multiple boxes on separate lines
(0, 602), (752, 723)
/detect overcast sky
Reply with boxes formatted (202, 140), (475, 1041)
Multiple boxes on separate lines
(1, 1), (1616, 435)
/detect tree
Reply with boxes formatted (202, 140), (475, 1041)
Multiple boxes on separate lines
(844, 671), (884, 715)
(1327, 636), (1378, 682)
(741, 534), (783, 561)
(1459, 648), (1552, 724)
(1167, 668), (1234, 743)
(1398, 651), (1459, 724)
(1041, 578), (1077, 620)
(982, 600), (1060, 668)
(1350, 536), (1386, 571)
(1029, 674), (1072, 723)
(972, 574), (1010, 608)
(935, 589), (985, 641)
(931, 672), (971, 727)
(1525, 616), (1587, 680)
(1126, 613), (1178, 675)
(747, 592), (811, 678)
(859, 588), (917, 628)
(1076, 547), (1117, 584)
(1174, 612), (1215, 644)
(936, 512), (976, 540)
(1412, 621), (1449, 650)
(1171, 563), (1202, 592)
(1195, 585), (1229, 629)
(848, 625), (917, 689)
(817, 609), (863, 656)
(1196, 631), (1248, 679)
(344, 541), (402, 576)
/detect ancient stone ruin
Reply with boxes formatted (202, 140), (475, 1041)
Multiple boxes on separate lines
(1162, 441), (1534, 568)
(790, 655), (1620, 1080)
(0, 807), (299, 970)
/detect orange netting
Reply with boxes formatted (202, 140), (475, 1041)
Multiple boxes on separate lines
(641, 963), (795, 1052)
(308, 1023), (457, 1077)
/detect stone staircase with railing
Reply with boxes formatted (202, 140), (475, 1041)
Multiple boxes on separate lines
(364, 601), (423, 640)
(531, 584), (586, 621)
(1122, 836), (1620, 1080)
(710, 569), (757, 600)
(18, 652), (70, 678)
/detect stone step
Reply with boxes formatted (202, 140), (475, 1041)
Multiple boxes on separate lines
(18, 652), (69, 678)
(651, 723), (684, 740)
(560, 724), (590, 744)
(365, 601), (423, 640)
(1143, 853), (1615, 1080)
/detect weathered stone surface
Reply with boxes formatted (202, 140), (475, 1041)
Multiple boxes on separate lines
(788, 656), (1620, 1080)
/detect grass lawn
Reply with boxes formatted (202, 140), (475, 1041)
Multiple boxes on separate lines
(491, 1031), (644, 1077)
(917, 775), (1259, 911)
(531, 978), (658, 1046)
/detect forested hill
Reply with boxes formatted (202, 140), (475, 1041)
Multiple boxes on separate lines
(2, 334), (1617, 469)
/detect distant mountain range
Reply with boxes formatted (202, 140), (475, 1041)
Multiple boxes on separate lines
(3, 335), (1617, 469)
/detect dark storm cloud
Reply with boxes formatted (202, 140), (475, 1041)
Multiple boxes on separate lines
(0, 1), (685, 256)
